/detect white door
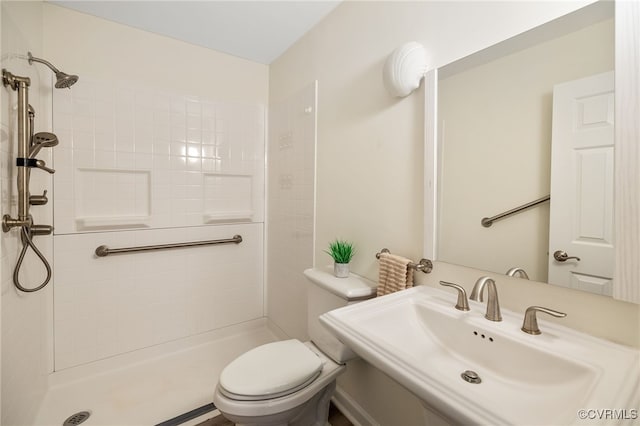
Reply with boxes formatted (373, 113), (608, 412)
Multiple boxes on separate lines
(548, 71), (614, 295)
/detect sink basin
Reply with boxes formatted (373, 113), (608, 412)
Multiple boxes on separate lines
(320, 285), (640, 425)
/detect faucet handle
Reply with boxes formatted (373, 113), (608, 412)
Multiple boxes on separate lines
(439, 281), (470, 311)
(29, 190), (48, 206)
(521, 306), (567, 335)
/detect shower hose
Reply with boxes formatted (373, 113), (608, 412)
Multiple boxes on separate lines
(13, 226), (52, 292)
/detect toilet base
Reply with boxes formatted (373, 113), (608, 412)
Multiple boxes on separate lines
(218, 381), (336, 426)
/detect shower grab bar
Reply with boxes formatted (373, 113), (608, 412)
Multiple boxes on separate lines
(375, 248), (433, 274)
(481, 195), (550, 228)
(95, 234), (242, 257)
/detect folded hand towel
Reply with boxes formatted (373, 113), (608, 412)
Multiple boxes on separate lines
(376, 252), (414, 297)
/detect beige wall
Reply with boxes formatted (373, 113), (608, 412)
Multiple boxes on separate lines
(269, 2), (638, 424)
(42, 4), (269, 104)
(438, 19), (614, 283)
(270, 1), (596, 281)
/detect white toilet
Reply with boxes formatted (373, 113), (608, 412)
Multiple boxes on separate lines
(213, 266), (377, 426)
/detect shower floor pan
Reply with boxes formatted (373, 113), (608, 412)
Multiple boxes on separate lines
(34, 319), (280, 426)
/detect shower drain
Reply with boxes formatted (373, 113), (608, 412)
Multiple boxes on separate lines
(63, 411), (91, 426)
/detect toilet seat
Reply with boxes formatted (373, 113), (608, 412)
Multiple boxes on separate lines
(218, 339), (324, 401)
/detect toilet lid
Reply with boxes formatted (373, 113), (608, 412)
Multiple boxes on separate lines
(219, 340), (324, 401)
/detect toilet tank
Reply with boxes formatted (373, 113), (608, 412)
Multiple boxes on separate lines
(304, 267), (377, 363)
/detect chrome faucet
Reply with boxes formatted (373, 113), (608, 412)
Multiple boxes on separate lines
(469, 276), (491, 302)
(470, 277), (502, 321)
(506, 267), (529, 279)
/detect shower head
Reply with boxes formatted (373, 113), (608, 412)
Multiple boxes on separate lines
(27, 52), (79, 89)
(29, 132), (59, 158)
(54, 71), (78, 89)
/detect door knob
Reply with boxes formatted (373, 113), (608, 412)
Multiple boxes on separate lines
(553, 250), (581, 262)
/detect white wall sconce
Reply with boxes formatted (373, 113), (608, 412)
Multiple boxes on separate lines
(383, 41), (429, 97)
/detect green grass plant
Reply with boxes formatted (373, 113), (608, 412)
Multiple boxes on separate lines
(325, 239), (355, 264)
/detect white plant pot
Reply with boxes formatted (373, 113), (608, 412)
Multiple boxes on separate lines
(334, 262), (350, 278)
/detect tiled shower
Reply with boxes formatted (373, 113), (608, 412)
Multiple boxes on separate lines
(51, 77), (266, 369)
(0, 2), (284, 423)
(52, 80), (265, 232)
(1, 2), (321, 422)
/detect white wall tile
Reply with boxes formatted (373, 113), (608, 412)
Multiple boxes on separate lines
(53, 223), (263, 369)
(54, 75), (265, 234)
(49, 75), (266, 371)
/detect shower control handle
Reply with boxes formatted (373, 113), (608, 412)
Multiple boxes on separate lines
(30, 224), (53, 236)
(29, 190), (48, 206)
(34, 159), (55, 174)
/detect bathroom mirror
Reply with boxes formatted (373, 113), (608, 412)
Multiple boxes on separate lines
(435, 2), (615, 296)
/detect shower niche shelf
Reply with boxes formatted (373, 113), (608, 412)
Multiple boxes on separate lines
(74, 168), (151, 230)
(204, 210), (254, 223)
(203, 173), (254, 224)
(75, 216), (151, 229)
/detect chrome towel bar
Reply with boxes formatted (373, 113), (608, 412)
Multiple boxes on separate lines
(95, 234), (243, 257)
(375, 248), (433, 274)
(481, 195), (550, 228)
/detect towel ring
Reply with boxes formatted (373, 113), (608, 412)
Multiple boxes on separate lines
(375, 248), (433, 274)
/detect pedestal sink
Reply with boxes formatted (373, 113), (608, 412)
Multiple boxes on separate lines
(320, 285), (640, 425)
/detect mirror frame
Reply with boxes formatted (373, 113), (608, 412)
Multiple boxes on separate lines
(424, 0), (639, 304)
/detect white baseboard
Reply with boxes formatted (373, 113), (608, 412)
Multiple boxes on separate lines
(332, 385), (380, 426)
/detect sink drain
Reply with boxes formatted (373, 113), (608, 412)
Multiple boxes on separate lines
(461, 370), (482, 384)
(63, 411), (91, 426)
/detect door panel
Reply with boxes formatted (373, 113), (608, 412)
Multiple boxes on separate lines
(548, 71), (614, 294)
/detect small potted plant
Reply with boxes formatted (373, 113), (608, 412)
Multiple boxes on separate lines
(325, 239), (355, 278)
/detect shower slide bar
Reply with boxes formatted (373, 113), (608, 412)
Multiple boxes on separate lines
(2, 52), (78, 292)
(375, 248), (433, 274)
(481, 195), (550, 228)
(95, 235), (243, 257)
